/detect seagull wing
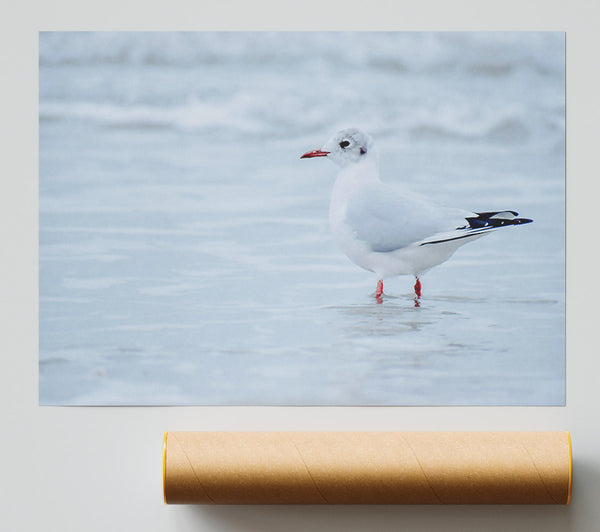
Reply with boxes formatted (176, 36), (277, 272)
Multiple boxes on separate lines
(344, 185), (469, 253)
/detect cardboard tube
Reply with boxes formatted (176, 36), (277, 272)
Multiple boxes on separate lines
(163, 431), (572, 505)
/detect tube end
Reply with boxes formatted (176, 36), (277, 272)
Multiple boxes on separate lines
(566, 431), (572, 505)
(163, 431), (168, 505)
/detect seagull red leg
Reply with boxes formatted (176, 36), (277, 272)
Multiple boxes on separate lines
(414, 277), (421, 299)
(375, 279), (384, 300)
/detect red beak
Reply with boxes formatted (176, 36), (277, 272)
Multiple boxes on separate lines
(300, 149), (330, 159)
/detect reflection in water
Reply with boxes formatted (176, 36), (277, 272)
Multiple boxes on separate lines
(329, 298), (431, 337)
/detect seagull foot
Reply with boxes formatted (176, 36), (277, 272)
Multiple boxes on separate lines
(414, 278), (422, 299)
(374, 279), (384, 304)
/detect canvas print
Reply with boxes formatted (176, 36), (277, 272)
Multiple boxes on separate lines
(39, 32), (565, 405)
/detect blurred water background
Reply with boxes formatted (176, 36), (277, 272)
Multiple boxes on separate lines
(39, 32), (565, 405)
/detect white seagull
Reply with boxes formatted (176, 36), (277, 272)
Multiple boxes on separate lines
(301, 127), (532, 302)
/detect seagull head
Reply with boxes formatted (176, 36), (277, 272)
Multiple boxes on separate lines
(301, 128), (374, 168)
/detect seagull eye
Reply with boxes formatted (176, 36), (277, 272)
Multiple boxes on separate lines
(339, 140), (350, 149)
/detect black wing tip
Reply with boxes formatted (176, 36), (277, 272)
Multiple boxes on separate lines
(514, 217), (533, 225)
(466, 211), (533, 229)
(475, 210), (519, 218)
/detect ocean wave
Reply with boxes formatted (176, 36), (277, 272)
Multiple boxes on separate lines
(39, 99), (266, 133)
(39, 32), (564, 150)
(39, 32), (565, 78)
(408, 110), (532, 145)
(40, 93), (565, 151)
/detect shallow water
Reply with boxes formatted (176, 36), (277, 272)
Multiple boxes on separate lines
(39, 32), (565, 405)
